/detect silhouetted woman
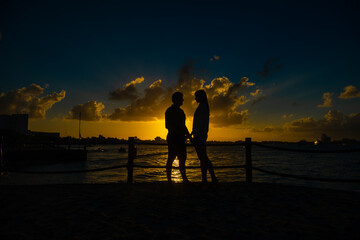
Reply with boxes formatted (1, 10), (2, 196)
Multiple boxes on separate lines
(191, 90), (218, 183)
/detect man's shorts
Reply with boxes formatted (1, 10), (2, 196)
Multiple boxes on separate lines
(167, 134), (186, 159)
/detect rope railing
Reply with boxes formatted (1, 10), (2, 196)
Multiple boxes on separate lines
(125, 137), (248, 183)
(132, 138), (360, 184)
(1, 137), (359, 184)
(2, 152), (166, 174)
(2, 150), (244, 174)
(251, 139), (360, 183)
(3, 152), (166, 174)
(133, 165), (246, 169)
(136, 152), (168, 158)
(7, 164), (128, 174)
(134, 142), (244, 146)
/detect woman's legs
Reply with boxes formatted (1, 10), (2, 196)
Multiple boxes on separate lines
(195, 141), (217, 183)
(205, 155), (218, 183)
(194, 141), (207, 182)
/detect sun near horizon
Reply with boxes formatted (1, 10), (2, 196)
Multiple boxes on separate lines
(28, 117), (339, 143)
(1, 1), (359, 143)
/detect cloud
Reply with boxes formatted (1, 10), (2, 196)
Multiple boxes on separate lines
(258, 58), (282, 79)
(317, 92), (334, 108)
(249, 110), (360, 140)
(284, 110), (360, 139)
(109, 77), (144, 101)
(249, 88), (265, 107)
(106, 62), (259, 127)
(204, 77), (254, 126)
(251, 126), (283, 133)
(177, 62), (205, 93)
(66, 101), (105, 121)
(126, 77), (145, 87)
(108, 79), (168, 121)
(282, 114), (294, 119)
(176, 63), (252, 126)
(210, 55), (220, 62)
(250, 89), (262, 97)
(210, 110), (249, 126)
(338, 85), (360, 99)
(0, 84), (65, 118)
(205, 77), (252, 112)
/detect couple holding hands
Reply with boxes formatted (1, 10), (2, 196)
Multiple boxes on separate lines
(165, 90), (218, 184)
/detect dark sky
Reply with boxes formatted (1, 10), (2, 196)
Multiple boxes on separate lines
(1, 0), (359, 140)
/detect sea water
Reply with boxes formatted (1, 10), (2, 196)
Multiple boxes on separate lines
(1, 144), (360, 192)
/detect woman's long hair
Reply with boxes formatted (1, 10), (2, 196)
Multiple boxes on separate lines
(195, 89), (210, 115)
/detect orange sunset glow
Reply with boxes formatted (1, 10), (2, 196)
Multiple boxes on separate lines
(1, 2), (360, 239)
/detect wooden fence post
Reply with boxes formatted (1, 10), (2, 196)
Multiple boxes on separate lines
(127, 137), (135, 183)
(245, 137), (252, 183)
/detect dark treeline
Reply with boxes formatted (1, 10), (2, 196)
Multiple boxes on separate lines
(1, 131), (359, 148)
(58, 136), (127, 145)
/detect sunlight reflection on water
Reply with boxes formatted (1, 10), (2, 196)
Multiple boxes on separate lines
(1, 144), (359, 192)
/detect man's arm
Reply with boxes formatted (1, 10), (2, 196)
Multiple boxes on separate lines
(183, 112), (190, 139)
(185, 126), (191, 139)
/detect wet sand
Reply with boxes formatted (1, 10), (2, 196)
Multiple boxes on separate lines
(0, 182), (359, 239)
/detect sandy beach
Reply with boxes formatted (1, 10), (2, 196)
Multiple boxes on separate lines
(0, 182), (359, 240)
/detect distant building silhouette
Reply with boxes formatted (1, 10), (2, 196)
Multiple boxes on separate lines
(0, 114), (28, 134)
(0, 114), (59, 138)
(30, 131), (60, 138)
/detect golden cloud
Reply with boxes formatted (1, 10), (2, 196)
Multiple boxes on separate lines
(317, 92), (334, 108)
(66, 101), (105, 121)
(0, 84), (65, 118)
(125, 77), (144, 87)
(339, 85), (360, 99)
(106, 63), (259, 127)
(210, 54), (220, 62)
(109, 77), (144, 101)
(284, 110), (360, 139)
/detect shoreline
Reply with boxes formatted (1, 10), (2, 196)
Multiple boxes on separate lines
(1, 182), (359, 239)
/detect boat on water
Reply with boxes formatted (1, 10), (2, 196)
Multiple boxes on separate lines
(96, 147), (106, 152)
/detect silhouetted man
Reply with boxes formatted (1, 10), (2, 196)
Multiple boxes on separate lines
(165, 92), (190, 183)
